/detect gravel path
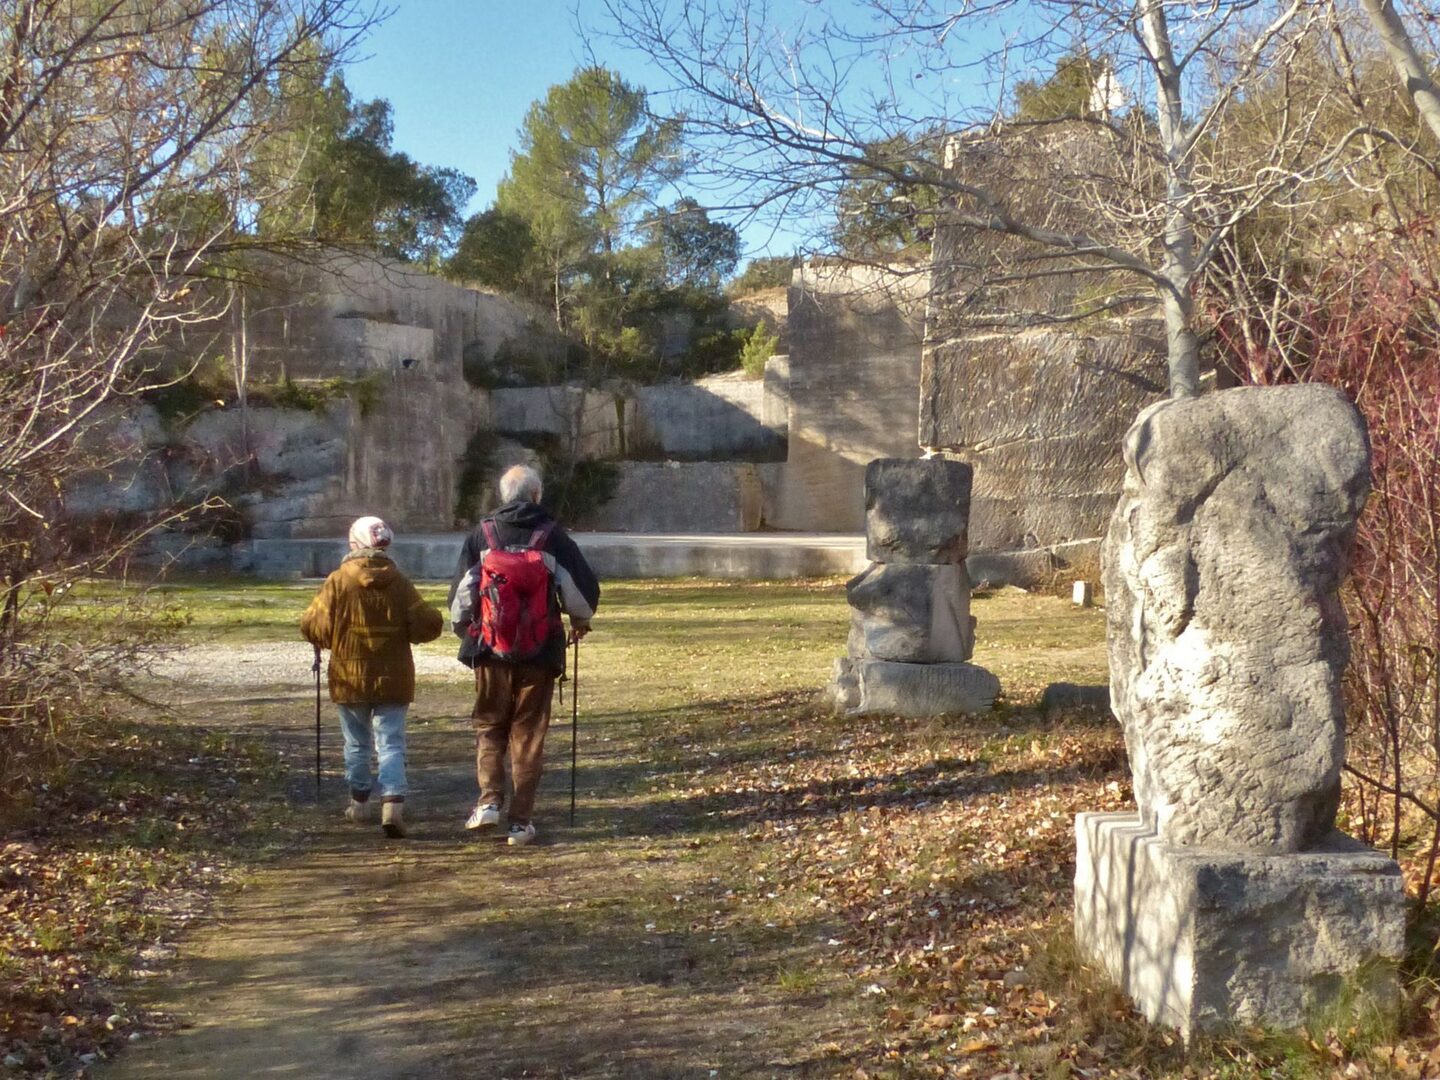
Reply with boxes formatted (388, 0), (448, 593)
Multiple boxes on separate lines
(143, 641), (471, 690)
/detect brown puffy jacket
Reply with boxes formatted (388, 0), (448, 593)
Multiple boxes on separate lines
(300, 550), (444, 704)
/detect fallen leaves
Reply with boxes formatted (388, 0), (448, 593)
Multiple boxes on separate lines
(0, 723), (283, 1077)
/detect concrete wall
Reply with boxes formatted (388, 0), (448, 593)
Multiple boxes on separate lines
(770, 264), (927, 532)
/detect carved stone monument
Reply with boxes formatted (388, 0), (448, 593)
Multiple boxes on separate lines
(1075, 384), (1407, 1039)
(831, 458), (1000, 715)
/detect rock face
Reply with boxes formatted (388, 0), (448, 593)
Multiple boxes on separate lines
(770, 264), (928, 532)
(830, 456), (999, 716)
(1104, 384), (1371, 853)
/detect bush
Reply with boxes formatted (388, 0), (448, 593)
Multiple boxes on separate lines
(740, 320), (778, 379)
(453, 429), (499, 525)
(730, 255), (796, 295)
(1217, 219), (1440, 904)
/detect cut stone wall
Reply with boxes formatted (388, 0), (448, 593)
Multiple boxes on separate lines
(771, 264), (927, 532)
(487, 386), (634, 461)
(231, 253), (549, 534)
(578, 462), (777, 533)
(919, 321), (1169, 555)
(632, 370), (785, 461)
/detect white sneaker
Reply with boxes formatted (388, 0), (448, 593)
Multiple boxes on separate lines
(506, 822), (537, 847)
(344, 798), (373, 824)
(466, 803), (502, 831)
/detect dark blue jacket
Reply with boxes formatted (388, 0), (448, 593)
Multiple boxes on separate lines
(447, 500), (600, 675)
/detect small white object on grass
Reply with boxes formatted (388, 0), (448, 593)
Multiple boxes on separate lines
(1072, 580), (1094, 607)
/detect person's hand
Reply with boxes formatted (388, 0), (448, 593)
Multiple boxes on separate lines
(568, 621), (591, 644)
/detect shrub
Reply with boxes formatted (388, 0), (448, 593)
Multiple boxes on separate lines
(740, 320), (779, 379)
(1216, 219), (1440, 904)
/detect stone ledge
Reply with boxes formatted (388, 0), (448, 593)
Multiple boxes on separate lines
(1074, 811), (1406, 1041)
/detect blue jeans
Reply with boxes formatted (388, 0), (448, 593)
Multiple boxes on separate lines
(337, 703), (408, 800)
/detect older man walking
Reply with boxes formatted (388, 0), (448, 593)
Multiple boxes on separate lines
(448, 465), (600, 845)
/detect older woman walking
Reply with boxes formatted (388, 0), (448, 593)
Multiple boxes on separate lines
(301, 516), (443, 838)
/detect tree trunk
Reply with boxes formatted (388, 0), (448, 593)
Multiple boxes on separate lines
(1140, 0), (1202, 399)
(1359, 0), (1440, 147)
(1162, 282), (1201, 399)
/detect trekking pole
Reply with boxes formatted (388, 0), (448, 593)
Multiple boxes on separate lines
(312, 644), (323, 803)
(570, 635), (579, 827)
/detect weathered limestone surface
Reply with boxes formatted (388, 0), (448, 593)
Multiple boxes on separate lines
(1103, 385), (1370, 853)
(770, 264), (927, 532)
(831, 658), (1000, 717)
(632, 371), (786, 462)
(578, 462), (770, 533)
(1075, 812), (1406, 1040)
(920, 325), (1168, 557)
(830, 454), (998, 714)
(846, 562), (975, 663)
(1077, 384), (1402, 1040)
(865, 458), (972, 564)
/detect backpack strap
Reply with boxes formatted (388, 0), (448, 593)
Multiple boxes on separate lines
(527, 522), (555, 551)
(480, 519), (500, 552)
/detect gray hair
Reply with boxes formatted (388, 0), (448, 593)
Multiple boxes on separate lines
(499, 464), (543, 504)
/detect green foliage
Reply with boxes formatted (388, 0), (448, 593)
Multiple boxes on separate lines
(255, 63), (475, 265)
(832, 134), (944, 259)
(730, 255), (797, 295)
(466, 66), (750, 383)
(645, 198), (741, 291)
(447, 208), (539, 294)
(267, 375), (382, 415)
(144, 376), (226, 424)
(740, 320), (779, 379)
(677, 327), (749, 379)
(1013, 51), (1111, 122)
(142, 373), (383, 421)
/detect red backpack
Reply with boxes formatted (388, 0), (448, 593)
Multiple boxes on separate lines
(469, 520), (561, 663)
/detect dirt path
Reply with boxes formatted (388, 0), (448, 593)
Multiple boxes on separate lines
(103, 649), (866, 1080)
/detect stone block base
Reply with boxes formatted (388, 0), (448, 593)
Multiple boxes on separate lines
(1074, 812), (1406, 1041)
(830, 658), (999, 716)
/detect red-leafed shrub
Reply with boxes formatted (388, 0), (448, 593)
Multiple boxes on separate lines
(1213, 221), (1440, 903)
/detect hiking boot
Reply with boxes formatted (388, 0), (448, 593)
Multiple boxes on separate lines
(344, 797), (373, 824)
(506, 822), (537, 847)
(465, 803), (502, 831)
(381, 801), (406, 839)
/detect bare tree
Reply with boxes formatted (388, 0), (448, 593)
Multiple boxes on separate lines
(599, 0), (1418, 397)
(0, 0), (376, 791)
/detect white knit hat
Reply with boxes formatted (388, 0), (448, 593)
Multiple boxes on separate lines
(348, 515), (393, 550)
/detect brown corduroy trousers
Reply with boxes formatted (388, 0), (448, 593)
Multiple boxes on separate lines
(472, 659), (555, 825)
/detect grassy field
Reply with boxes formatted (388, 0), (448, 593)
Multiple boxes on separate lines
(6, 577), (1433, 1079)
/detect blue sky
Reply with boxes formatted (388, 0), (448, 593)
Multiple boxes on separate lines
(342, 1), (1029, 260)
(343, 1), (792, 253)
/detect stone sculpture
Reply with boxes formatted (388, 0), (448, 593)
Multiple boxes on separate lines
(831, 458), (1000, 715)
(1075, 384), (1406, 1039)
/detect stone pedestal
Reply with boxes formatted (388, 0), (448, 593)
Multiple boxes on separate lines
(832, 657), (1000, 716)
(830, 457), (1000, 716)
(1075, 812), (1406, 1041)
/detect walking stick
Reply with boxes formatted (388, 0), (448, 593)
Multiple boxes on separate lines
(312, 644), (323, 803)
(570, 635), (579, 827)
